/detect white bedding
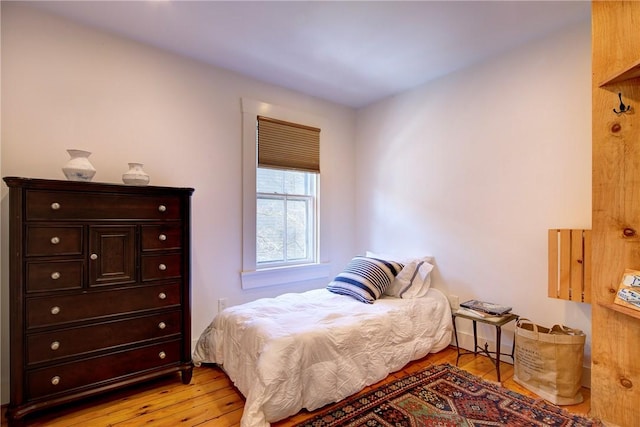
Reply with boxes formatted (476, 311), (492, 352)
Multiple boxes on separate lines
(192, 287), (453, 427)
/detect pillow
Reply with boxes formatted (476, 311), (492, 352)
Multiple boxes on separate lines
(387, 259), (434, 298)
(327, 256), (404, 303)
(365, 251), (434, 298)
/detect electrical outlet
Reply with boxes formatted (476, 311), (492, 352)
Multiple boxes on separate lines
(448, 294), (460, 311)
(218, 298), (228, 312)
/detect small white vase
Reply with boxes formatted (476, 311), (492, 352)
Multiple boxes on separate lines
(122, 162), (150, 186)
(62, 149), (96, 182)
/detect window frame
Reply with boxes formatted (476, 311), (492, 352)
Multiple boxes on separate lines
(241, 98), (329, 289)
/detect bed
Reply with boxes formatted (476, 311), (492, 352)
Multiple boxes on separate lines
(192, 255), (453, 427)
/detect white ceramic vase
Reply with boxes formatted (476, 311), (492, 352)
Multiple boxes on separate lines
(62, 149), (96, 182)
(122, 162), (150, 186)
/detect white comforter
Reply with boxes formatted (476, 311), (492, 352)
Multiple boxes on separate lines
(192, 287), (453, 427)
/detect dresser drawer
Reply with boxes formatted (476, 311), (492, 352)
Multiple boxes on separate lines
(141, 225), (182, 252)
(141, 254), (182, 281)
(27, 339), (182, 399)
(26, 260), (83, 292)
(26, 283), (181, 329)
(26, 190), (181, 221)
(27, 310), (182, 365)
(26, 226), (83, 257)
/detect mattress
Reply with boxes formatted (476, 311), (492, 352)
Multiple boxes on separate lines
(192, 287), (453, 427)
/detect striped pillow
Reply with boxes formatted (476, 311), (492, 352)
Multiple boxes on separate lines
(327, 256), (404, 303)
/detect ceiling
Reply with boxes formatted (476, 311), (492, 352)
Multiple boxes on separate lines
(25, 1), (591, 109)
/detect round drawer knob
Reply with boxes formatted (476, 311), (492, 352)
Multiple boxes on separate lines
(159, 234), (167, 241)
(51, 376), (61, 386)
(159, 351), (166, 360)
(51, 202), (61, 210)
(51, 306), (61, 315)
(51, 272), (61, 280)
(50, 236), (60, 245)
(158, 292), (167, 300)
(158, 322), (166, 329)
(158, 205), (167, 212)
(159, 263), (167, 271)
(90, 253), (98, 260)
(50, 341), (60, 351)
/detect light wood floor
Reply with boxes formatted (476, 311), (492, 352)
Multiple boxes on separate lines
(1, 346), (591, 427)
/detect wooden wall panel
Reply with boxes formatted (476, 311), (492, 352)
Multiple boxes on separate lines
(548, 229), (591, 303)
(591, 2), (640, 425)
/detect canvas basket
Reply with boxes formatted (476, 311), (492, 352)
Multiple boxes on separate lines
(513, 318), (586, 405)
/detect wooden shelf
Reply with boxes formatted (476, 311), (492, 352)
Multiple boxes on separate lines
(598, 301), (640, 321)
(599, 58), (640, 86)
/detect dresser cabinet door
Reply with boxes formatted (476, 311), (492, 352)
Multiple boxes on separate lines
(89, 226), (136, 287)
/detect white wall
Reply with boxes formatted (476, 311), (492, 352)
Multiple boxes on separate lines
(0, 3), (594, 406)
(355, 21), (592, 381)
(0, 4), (357, 404)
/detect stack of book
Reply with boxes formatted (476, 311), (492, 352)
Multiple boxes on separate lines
(459, 299), (512, 319)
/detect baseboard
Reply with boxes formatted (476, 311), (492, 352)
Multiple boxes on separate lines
(190, 330), (592, 389)
(451, 330), (591, 389)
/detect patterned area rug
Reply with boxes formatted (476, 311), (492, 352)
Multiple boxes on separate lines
(294, 363), (601, 426)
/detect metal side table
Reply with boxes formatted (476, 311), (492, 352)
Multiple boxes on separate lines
(452, 310), (518, 382)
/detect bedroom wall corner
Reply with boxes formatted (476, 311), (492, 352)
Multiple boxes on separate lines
(0, 1), (9, 407)
(0, 3), (358, 405)
(354, 20), (592, 385)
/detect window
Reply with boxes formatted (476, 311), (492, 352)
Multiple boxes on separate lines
(256, 115), (319, 268)
(241, 99), (330, 289)
(257, 168), (317, 266)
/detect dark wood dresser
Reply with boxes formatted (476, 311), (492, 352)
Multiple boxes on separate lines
(3, 177), (194, 426)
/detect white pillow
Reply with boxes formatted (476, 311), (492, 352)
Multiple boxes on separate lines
(365, 251), (434, 298)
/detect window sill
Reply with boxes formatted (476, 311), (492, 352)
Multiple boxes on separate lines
(241, 262), (331, 290)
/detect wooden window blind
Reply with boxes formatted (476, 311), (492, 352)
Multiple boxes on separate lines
(257, 116), (320, 173)
(548, 229), (592, 303)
